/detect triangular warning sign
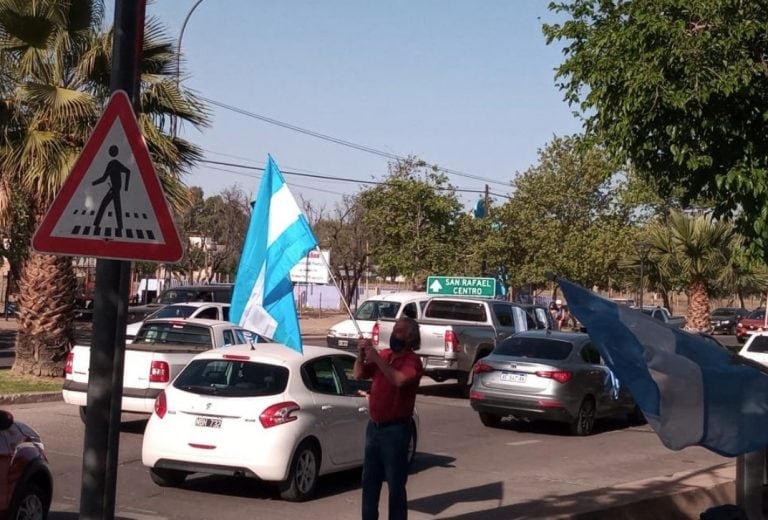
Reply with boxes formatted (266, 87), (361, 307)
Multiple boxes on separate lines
(33, 90), (183, 262)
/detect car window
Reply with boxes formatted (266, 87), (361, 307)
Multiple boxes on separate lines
(195, 307), (218, 320)
(332, 355), (371, 395)
(234, 330), (247, 344)
(222, 307), (230, 321)
(150, 305), (196, 320)
(580, 344), (601, 364)
(174, 359), (288, 396)
(748, 309), (766, 320)
(135, 323), (213, 349)
(222, 329), (235, 346)
(425, 301), (488, 322)
(402, 302), (418, 319)
(493, 304), (514, 327)
(494, 336), (573, 360)
(304, 357), (342, 395)
(747, 336), (768, 353)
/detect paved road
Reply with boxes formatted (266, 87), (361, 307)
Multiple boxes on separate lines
(6, 383), (733, 519)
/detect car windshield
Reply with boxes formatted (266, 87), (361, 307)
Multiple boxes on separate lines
(711, 308), (736, 317)
(494, 337), (573, 360)
(147, 305), (198, 320)
(354, 300), (401, 320)
(747, 309), (766, 320)
(174, 359), (289, 397)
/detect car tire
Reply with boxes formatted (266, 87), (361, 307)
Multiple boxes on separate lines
(570, 396), (596, 436)
(729, 325), (737, 336)
(478, 412), (502, 428)
(8, 482), (48, 520)
(408, 419), (418, 466)
(149, 467), (188, 487)
(78, 406), (87, 424)
(280, 440), (320, 502)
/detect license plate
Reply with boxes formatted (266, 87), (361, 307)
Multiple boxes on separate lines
(195, 416), (222, 428)
(338, 339), (348, 347)
(500, 372), (526, 383)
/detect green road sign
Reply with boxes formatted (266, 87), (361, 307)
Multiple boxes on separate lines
(426, 276), (496, 297)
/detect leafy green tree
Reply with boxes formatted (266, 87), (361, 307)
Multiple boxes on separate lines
(544, 1), (768, 256)
(358, 158), (463, 286)
(0, 1), (207, 376)
(497, 136), (635, 293)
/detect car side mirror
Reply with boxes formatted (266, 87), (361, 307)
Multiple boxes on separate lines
(0, 410), (14, 430)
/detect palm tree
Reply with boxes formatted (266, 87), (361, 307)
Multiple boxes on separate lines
(645, 211), (743, 332)
(0, 0), (208, 376)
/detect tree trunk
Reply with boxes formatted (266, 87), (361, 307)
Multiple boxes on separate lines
(685, 279), (710, 332)
(12, 253), (76, 377)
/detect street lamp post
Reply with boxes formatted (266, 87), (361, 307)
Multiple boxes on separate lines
(634, 240), (651, 308)
(172, 0), (207, 136)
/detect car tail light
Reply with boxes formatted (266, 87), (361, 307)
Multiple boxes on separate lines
(469, 391), (485, 400)
(154, 390), (167, 419)
(473, 362), (494, 374)
(65, 352), (74, 375)
(260, 401), (300, 428)
(535, 370), (572, 384)
(223, 354), (250, 360)
(372, 323), (380, 346)
(149, 361), (170, 383)
(538, 399), (564, 408)
(445, 330), (460, 352)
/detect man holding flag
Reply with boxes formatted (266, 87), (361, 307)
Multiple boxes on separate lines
(230, 155), (318, 353)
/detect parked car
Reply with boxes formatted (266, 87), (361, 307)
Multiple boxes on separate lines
(127, 283), (234, 324)
(326, 291), (430, 350)
(736, 309), (767, 343)
(737, 332), (768, 367)
(0, 410), (53, 520)
(469, 330), (641, 435)
(516, 303), (557, 330)
(125, 302), (230, 341)
(142, 343), (418, 501)
(638, 306), (686, 329)
(709, 307), (749, 335)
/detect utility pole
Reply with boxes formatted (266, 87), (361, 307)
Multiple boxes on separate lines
(79, 1), (145, 519)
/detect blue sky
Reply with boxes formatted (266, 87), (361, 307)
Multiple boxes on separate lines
(142, 1), (582, 211)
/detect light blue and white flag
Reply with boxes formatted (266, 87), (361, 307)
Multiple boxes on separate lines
(559, 277), (768, 457)
(230, 155), (318, 353)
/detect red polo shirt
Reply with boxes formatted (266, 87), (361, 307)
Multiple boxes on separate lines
(361, 349), (423, 423)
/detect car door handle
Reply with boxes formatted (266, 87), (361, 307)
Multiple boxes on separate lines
(358, 406), (369, 413)
(321, 405), (334, 410)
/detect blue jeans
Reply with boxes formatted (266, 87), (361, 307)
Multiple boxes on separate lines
(362, 420), (411, 520)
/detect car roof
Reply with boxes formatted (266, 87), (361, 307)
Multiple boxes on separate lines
(160, 302), (229, 309)
(141, 317), (238, 328)
(191, 343), (353, 364)
(512, 329), (589, 342)
(365, 291), (429, 303)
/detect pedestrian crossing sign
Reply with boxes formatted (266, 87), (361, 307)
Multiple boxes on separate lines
(32, 90), (183, 262)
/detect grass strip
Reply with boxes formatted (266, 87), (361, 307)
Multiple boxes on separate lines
(0, 371), (63, 394)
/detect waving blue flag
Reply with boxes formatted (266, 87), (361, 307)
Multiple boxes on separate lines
(559, 277), (768, 457)
(230, 155), (318, 353)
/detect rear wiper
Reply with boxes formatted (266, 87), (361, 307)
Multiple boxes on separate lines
(179, 384), (219, 395)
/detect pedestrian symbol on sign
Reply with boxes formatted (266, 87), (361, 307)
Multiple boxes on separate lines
(92, 145), (130, 231)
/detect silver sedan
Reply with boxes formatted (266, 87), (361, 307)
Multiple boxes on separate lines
(469, 330), (643, 435)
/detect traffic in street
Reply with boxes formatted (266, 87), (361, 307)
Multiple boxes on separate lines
(7, 379), (730, 520)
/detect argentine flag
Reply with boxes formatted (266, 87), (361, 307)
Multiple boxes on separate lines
(230, 155), (318, 353)
(560, 277), (768, 457)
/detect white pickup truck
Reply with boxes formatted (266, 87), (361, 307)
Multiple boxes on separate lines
(62, 318), (258, 421)
(377, 297), (538, 395)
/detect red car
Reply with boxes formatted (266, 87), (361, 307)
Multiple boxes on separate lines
(736, 309), (768, 344)
(0, 410), (52, 520)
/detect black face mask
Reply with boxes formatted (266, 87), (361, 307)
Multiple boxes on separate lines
(390, 336), (406, 353)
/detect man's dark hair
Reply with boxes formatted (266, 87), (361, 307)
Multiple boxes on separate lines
(398, 316), (421, 351)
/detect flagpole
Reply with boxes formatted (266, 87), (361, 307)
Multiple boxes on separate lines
(316, 247), (363, 337)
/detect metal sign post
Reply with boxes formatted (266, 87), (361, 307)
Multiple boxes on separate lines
(79, 1), (146, 519)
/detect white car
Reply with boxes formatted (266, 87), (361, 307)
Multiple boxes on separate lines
(141, 343), (418, 501)
(326, 291), (430, 349)
(126, 302), (230, 340)
(738, 332), (768, 367)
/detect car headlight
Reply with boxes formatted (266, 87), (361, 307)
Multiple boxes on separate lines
(327, 329), (336, 336)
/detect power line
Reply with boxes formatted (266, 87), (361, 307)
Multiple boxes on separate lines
(198, 157), (507, 198)
(200, 96), (511, 188)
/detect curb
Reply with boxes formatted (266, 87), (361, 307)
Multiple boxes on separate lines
(0, 391), (63, 405)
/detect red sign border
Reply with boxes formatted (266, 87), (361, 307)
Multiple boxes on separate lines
(32, 90), (183, 262)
